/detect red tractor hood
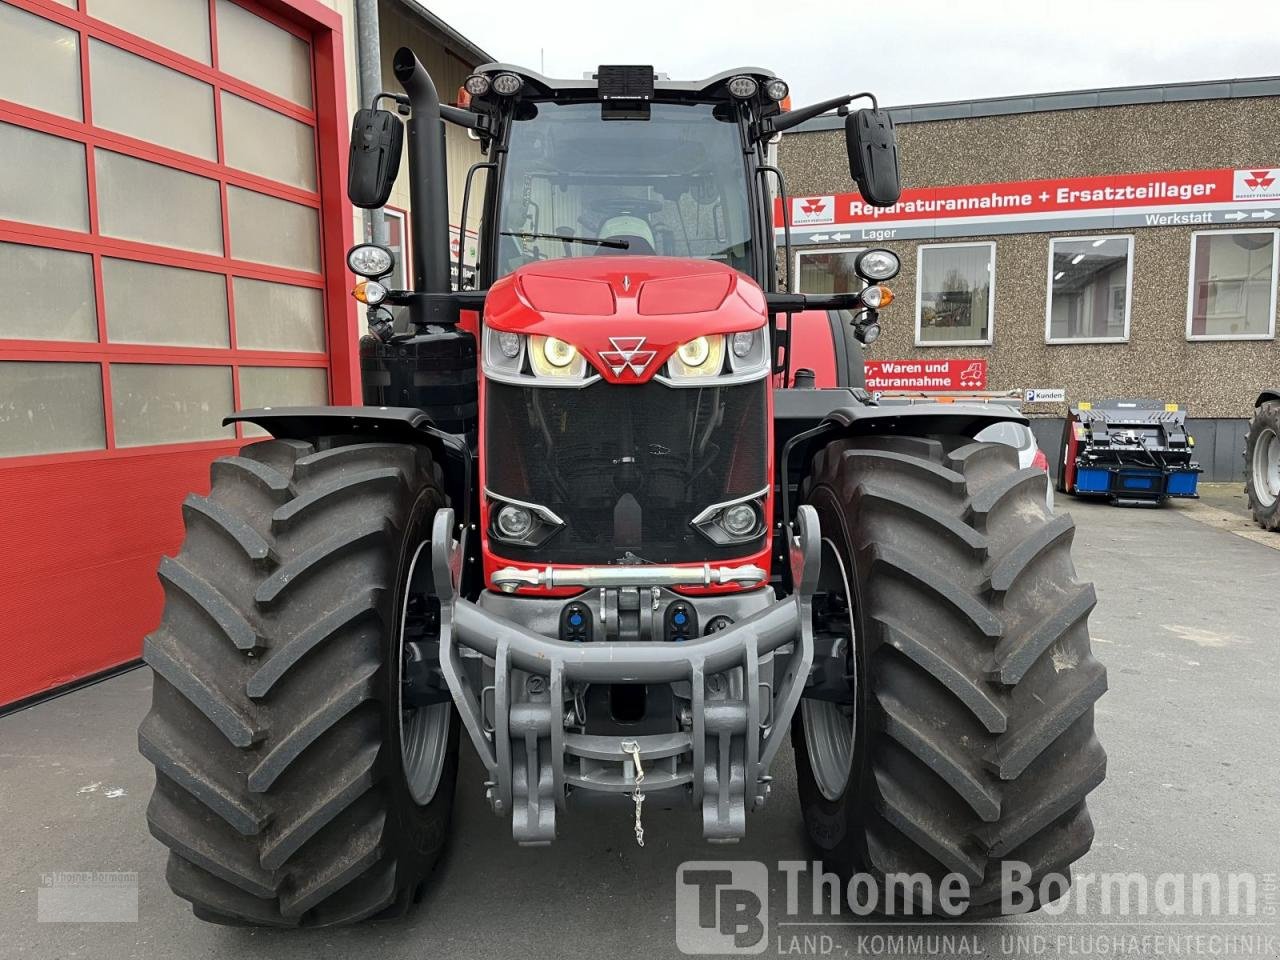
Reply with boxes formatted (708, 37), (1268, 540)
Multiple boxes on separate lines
(483, 257), (768, 384)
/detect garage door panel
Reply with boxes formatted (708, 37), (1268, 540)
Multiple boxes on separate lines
(0, 122), (90, 231)
(0, 1), (83, 120)
(89, 39), (217, 160)
(0, 241), (97, 342)
(95, 150), (224, 254)
(85, 0), (212, 65)
(0, 0), (346, 707)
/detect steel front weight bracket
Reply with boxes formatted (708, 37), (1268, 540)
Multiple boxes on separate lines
(430, 505), (820, 844)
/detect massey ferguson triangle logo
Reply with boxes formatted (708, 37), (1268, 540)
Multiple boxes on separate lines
(599, 336), (657, 377)
(1233, 167), (1280, 201)
(791, 195), (835, 225)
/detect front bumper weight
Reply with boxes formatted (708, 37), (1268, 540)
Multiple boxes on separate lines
(428, 505), (821, 845)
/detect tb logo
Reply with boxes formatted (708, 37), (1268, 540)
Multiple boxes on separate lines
(675, 861), (768, 954)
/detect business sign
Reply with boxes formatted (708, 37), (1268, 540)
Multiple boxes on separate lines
(1026, 388), (1067, 403)
(777, 167), (1280, 243)
(865, 358), (987, 391)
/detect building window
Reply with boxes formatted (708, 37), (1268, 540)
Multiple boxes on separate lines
(916, 242), (995, 346)
(794, 247), (866, 294)
(381, 208), (410, 290)
(1186, 229), (1278, 340)
(1046, 235), (1132, 343)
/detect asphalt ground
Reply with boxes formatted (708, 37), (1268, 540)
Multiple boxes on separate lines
(2, 491), (1277, 960)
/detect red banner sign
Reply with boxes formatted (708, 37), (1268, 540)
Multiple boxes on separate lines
(865, 359), (988, 392)
(774, 167), (1280, 239)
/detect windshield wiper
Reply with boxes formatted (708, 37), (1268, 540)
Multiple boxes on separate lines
(501, 230), (629, 250)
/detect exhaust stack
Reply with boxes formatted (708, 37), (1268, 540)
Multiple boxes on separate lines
(393, 47), (453, 310)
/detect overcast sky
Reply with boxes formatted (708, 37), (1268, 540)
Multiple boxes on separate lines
(425, 0), (1280, 106)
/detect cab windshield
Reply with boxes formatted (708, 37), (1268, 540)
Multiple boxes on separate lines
(495, 101), (754, 278)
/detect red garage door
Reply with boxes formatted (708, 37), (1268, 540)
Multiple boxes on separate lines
(0, 0), (357, 707)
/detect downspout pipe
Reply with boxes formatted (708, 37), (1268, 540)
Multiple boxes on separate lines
(393, 47), (452, 300)
(354, 0), (387, 246)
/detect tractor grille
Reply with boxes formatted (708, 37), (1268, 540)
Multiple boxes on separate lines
(484, 377), (768, 564)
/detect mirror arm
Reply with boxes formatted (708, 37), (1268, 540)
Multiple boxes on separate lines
(757, 91), (880, 140)
(765, 291), (864, 314)
(440, 103), (490, 133)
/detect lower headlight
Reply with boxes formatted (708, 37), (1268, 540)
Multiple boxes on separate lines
(720, 503), (759, 538)
(495, 505), (533, 540)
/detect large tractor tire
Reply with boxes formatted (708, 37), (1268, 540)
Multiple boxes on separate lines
(138, 437), (458, 926)
(793, 435), (1107, 916)
(1245, 399), (1280, 531)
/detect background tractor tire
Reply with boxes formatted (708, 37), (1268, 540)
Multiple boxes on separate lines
(1244, 400), (1280, 531)
(793, 435), (1107, 917)
(138, 437), (458, 927)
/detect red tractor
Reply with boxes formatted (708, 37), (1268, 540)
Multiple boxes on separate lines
(138, 50), (1106, 925)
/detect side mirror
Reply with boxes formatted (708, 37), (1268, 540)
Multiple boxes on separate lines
(348, 108), (403, 209)
(845, 108), (901, 207)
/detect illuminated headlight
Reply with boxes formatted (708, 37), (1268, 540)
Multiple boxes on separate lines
(854, 248), (901, 282)
(495, 504), (533, 540)
(492, 72), (523, 96)
(347, 243), (394, 278)
(529, 335), (588, 378)
(667, 335), (725, 379)
(353, 280), (387, 305)
(764, 78), (789, 102)
(727, 76), (758, 99)
(464, 74), (491, 96)
(720, 503), (759, 538)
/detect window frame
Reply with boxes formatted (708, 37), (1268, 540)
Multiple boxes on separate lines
(1044, 234), (1134, 345)
(1184, 228), (1279, 342)
(792, 246), (868, 295)
(383, 206), (411, 291)
(914, 241), (996, 348)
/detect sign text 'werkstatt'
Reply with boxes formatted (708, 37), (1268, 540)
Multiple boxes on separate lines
(774, 167), (1280, 242)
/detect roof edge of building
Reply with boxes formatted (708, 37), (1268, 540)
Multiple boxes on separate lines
(388, 0), (494, 68)
(786, 75), (1280, 134)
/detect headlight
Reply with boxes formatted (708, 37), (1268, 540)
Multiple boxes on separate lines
(666, 335), (725, 379)
(495, 504), (533, 540)
(691, 488), (769, 545)
(352, 280), (387, 305)
(463, 74), (491, 97)
(854, 248), (900, 282)
(347, 243), (394, 278)
(529, 335), (587, 378)
(764, 78), (789, 102)
(727, 76), (758, 99)
(860, 285), (894, 309)
(492, 72), (523, 96)
(731, 330), (755, 358)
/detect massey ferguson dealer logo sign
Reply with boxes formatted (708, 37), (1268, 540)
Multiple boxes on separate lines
(865, 359), (988, 392)
(1234, 168), (1280, 201)
(790, 195), (835, 225)
(776, 167), (1280, 241)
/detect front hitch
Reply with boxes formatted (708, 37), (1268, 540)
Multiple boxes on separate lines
(428, 505), (821, 844)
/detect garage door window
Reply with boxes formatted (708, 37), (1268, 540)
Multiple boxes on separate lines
(916, 242), (995, 346)
(1186, 229), (1278, 340)
(0, 0), (330, 461)
(1046, 236), (1132, 343)
(794, 247), (866, 294)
